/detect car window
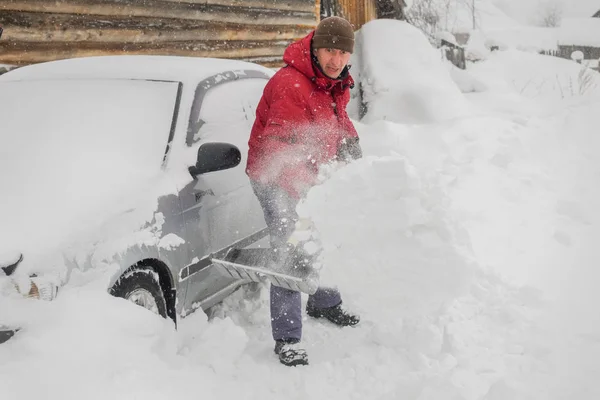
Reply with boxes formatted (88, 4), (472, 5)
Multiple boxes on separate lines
(0, 79), (181, 251)
(186, 70), (270, 148)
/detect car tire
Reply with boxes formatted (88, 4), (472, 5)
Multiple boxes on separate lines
(110, 268), (168, 319)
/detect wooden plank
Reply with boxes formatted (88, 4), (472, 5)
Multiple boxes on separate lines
(1, 0), (316, 26)
(158, 0), (316, 13)
(0, 40), (290, 65)
(4, 25), (310, 43)
(338, 0), (377, 28)
(0, 11), (313, 42)
(315, 0), (321, 22)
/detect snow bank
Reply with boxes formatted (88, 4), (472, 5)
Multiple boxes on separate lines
(352, 19), (470, 124)
(448, 64), (488, 93)
(300, 154), (474, 320)
(465, 30), (491, 61)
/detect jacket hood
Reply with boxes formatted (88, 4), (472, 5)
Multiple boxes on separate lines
(283, 31), (354, 92)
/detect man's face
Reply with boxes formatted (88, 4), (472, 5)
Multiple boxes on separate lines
(313, 47), (351, 79)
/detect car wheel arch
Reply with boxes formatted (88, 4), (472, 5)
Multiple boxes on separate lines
(110, 258), (177, 325)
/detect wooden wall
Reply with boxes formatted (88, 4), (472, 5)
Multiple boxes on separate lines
(0, 0), (318, 67)
(321, 0), (404, 30)
(337, 0), (377, 29)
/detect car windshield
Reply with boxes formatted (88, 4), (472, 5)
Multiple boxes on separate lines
(0, 79), (177, 169)
(0, 79), (180, 254)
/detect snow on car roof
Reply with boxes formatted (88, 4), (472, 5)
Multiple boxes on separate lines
(0, 55), (274, 83)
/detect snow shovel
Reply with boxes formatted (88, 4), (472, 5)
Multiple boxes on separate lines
(211, 247), (319, 295)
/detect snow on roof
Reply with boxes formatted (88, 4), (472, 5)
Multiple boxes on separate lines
(0, 55), (274, 83)
(484, 26), (559, 52)
(559, 18), (600, 47)
(472, 17), (600, 54)
(436, 31), (459, 47)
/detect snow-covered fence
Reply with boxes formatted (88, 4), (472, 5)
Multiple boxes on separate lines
(541, 46), (600, 71)
(441, 39), (466, 70)
(541, 46), (600, 64)
(559, 45), (600, 61)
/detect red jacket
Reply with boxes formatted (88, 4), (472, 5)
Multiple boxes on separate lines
(246, 31), (360, 199)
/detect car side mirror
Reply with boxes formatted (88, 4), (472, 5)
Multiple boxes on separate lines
(188, 142), (241, 177)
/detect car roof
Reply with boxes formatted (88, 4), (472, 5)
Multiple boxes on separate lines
(0, 55), (274, 83)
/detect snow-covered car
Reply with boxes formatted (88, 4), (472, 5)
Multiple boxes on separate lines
(0, 55), (275, 323)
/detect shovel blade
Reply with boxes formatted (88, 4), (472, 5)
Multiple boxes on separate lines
(211, 258), (319, 295)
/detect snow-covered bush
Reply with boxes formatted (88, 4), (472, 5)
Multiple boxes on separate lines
(571, 50), (584, 63)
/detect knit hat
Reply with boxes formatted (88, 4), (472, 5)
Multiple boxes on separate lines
(312, 16), (355, 54)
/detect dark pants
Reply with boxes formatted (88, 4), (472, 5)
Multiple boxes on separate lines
(251, 181), (342, 342)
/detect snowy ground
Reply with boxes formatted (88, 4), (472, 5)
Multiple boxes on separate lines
(1, 21), (599, 400)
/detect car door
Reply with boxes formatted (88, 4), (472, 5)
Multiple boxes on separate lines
(178, 70), (272, 313)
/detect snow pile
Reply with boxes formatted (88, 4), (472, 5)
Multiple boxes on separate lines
(465, 30), (491, 61)
(353, 20), (470, 124)
(435, 30), (459, 47)
(302, 155), (474, 319)
(448, 64), (489, 93)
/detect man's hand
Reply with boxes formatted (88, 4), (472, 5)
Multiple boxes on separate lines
(337, 137), (362, 162)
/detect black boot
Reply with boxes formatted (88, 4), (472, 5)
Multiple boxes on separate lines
(274, 339), (309, 367)
(306, 301), (360, 327)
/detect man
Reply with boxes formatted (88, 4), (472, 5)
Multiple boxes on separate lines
(246, 16), (362, 367)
